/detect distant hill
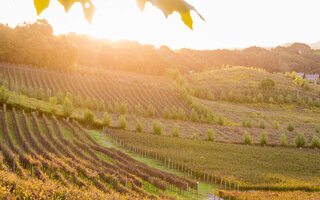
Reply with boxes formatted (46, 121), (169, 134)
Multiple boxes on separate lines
(308, 41), (320, 49)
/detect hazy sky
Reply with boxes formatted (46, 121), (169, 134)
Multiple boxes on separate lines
(1, 0), (320, 50)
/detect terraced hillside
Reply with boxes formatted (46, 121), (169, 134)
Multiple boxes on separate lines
(0, 64), (190, 116)
(0, 104), (198, 199)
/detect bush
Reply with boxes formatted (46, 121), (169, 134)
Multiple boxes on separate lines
(242, 118), (253, 128)
(171, 124), (180, 137)
(217, 115), (225, 126)
(272, 120), (280, 129)
(286, 94), (292, 104)
(190, 109), (199, 122)
(135, 104), (144, 116)
(83, 109), (95, 126)
(259, 120), (267, 129)
(192, 132), (199, 140)
(281, 133), (287, 146)
(315, 125), (320, 133)
(207, 128), (215, 141)
(118, 115), (127, 129)
(75, 95), (84, 108)
(277, 94), (284, 103)
(135, 119), (143, 132)
(163, 107), (171, 119)
(242, 131), (252, 145)
(268, 97), (274, 104)
(307, 97), (313, 106)
(287, 121), (295, 132)
(49, 97), (57, 105)
(259, 131), (268, 145)
(63, 97), (73, 117)
(0, 86), (9, 104)
(147, 104), (155, 117)
(117, 102), (128, 114)
(178, 108), (186, 121)
(310, 136), (320, 148)
(257, 93), (264, 103)
(152, 120), (163, 135)
(103, 112), (112, 127)
(260, 78), (275, 90)
(315, 99), (320, 108)
(294, 132), (307, 147)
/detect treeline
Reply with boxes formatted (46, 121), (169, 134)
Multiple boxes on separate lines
(1, 20), (320, 74)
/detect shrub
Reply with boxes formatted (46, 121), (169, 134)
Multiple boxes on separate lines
(242, 118), (253, 128)
(171, 106), (179, 120)
(259, 120), (267, 129)
(272, 120), (280, 129)
(281, 133), (287, 146)
(260, 78), (275, 90)
(135, 104), (144, 116)
(83, 109), (95, 126)
(294, 132), (307, 147)
(257, 93), (264, 103)
(268, 97), (274, 104)
(152, 120), (163, 135)
(178, 108), (186, 120)
(135, 119), (143, 132)
(75, 95), (84, 108)
(0, 86), (9, 104)
(315, 99), (320, 108)
(307, 97), (313, 106)
(98, 99), (106, 111)
(63, 97), (73, 117)
(315, 124), (320, 133)
(192, 132), (199, 140)
(103, 112), (112, 127)
(296, 95), (304, 105)
(163, 107), (171, 119)
(277, 94), (284, 103)
(118, 115), (127, 129)
(207, 90), (215, 101)
(147, 104), (155, 117)
(310, 136), (320, 148)
(116, 102), (128, 114)
(217, 115), (225, 126)
(49, 97), (57, 105)
(190, 109), (199, 122)
(207, 128), (215, 141)
(287, 121), (295, 132)
(259, 131), (268, 145)
(242, 131), (252, 145)
(171, 124), (180, 137)
(286, 94), (292, 104)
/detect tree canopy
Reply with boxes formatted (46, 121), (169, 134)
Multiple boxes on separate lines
(34, 0), (204, 30)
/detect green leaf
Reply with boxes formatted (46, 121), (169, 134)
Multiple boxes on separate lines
(136, 0), (204, 30)
(34, 0), (50, 15)
(57, 0), (77, 12)
(56, 0), (95, 23)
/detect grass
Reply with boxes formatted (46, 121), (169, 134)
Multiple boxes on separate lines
(87, 128), (217, 199)
(107, 128), (320, 190)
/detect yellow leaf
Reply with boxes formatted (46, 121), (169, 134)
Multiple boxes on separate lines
(34, 0), (50, 15)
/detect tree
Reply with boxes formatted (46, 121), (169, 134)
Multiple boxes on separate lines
(260, 78), (275, 90)
(259, 131), (268, 145)
(172, 124), (180, 137)
(103, 112), (112, 127)
(293, 76), (303, 96)
(33, 0), (204, 30)
(147, 104), (155, 117)
(63, 97), (73, 118)
(287, 121), (295, 132)
(118, 115), (127, 129)
(242, 131), (252, 145)
(294, 132), (307, 148)
(152, 120), (164, 135)
(83, 109), (95, 126)
(135, 119), (143, 132)
(0, 86), (9, 104)
(207, 128), (215, 141)
(281, 133), (287, 146)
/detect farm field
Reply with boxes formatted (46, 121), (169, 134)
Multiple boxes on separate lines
(107, 128), (320, 190)
(0, 64), (319, 199)
(0, 105), (201, 199)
